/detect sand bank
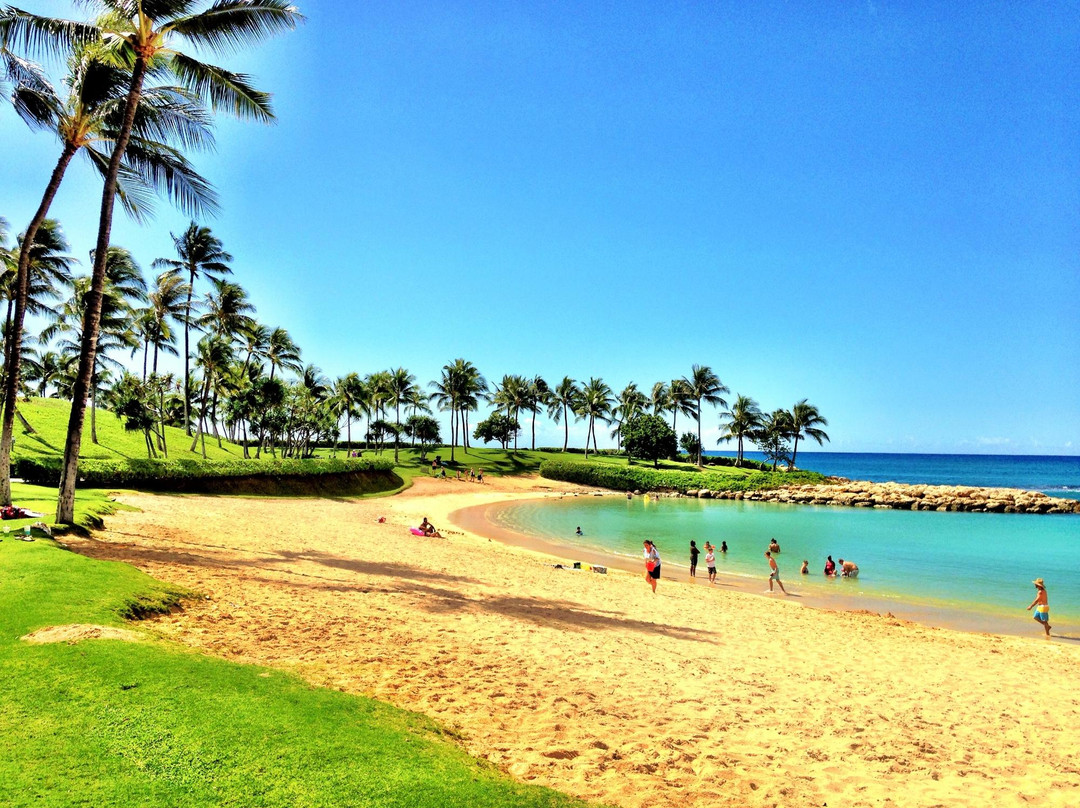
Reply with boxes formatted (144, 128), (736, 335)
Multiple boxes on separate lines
(68, 476), (1080, 808)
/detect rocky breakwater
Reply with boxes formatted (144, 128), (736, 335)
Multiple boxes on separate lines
(687, 480), (1080, 515)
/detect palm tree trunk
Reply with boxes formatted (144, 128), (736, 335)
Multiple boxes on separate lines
(697, 403), (703, 467)
(531, 411), (536, 451)
(394, 402), (400, 463)
(0, 144), (78, 506)
(584, 415), (592, 459)
(56, 58), (149, 524)
(562, 403), (569, 452)
(450, 398), (457, 462)
(90, 371), (98, 445)
(791, 434), (800, 469)
(183, 277), (194, 435)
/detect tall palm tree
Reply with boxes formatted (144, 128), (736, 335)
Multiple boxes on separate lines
(524, 375), (550, 451)
(188, 335), (233, 457)
(717, 394), (762, 467)
(490, 374), (528, 452)
(788, 399), (829, 469)
(577, 377), (613, 459)
(0, 43), (216, 503)
(386, 367), (416, 463)
(200, 277), (255, 342)
(265, 326), (302, 382)
(610, 382), (647, 451)
(547, 376), (581, 453)
(3, 0), (302, 523)
(153, 222), (231, 432)
(142, 270), (189, 375)
(683, 364), (729, 467)
(366, 370), (391, 454)
(667, 378), (696, 436)
(430, 359), (485, 461)
(649, 381), (669, 416)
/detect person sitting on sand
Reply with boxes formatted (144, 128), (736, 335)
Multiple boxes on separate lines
(643, 539), (661, 593)
(765, 551), (787, 594)
(1027, 578), (1051, 637)
(768, 538), (781, 554)
(824, 555), (836, 576)
(705, 543), (717, 584)
(800, 559), (809, 575)
(419, 517), (440, 537)
(838, 558), (859, 577)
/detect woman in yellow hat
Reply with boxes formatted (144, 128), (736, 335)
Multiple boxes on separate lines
(1027, 578), (1051, 637)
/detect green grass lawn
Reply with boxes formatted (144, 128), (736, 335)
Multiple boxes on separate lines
(13, 397), (245, 462)
(0, 513), (598, 808)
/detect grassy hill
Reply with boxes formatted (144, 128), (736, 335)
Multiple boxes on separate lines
(13, 397), (244, 462)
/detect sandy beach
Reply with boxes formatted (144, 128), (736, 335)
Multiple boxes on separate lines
(68, 476), (1080, 808)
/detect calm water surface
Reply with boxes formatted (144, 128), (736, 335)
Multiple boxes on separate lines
(490, 496), (1079, 631)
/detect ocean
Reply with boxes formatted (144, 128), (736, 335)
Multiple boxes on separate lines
(706, 451), (1080, 499)
(482, 452), (1080, 637)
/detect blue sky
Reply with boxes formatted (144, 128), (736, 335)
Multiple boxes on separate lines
(2, 1), (1078, 454)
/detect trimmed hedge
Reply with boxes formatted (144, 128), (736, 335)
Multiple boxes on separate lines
(539, 459), (826, 493)
(14, 455), (397, 493)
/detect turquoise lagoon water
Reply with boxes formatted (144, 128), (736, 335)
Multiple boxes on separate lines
(488, 495), (1079, 632)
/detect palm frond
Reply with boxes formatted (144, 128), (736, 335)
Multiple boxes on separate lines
(83, 145), (157, 223)
(0, 8), (99, 59)
(130, 85), (216, 151)
(121, 138), (220, 217)
(166, 0), (302, 54)
(168, 51), (274, 122)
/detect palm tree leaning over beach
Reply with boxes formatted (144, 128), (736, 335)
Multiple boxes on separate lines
(2, 0), (302, 523)
(717, 394), (762, 467)
(788, 399), (829, 469)
(0, 42), (215, 504)
(548, 376), (581, 453)
(684, 364), (729, 467)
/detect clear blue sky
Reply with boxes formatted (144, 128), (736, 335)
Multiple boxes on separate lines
(3, 1), (1078, 454)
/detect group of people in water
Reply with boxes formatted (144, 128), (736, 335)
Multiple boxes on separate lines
(638, 535), (860, 596)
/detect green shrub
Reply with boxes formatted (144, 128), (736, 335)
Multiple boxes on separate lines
(539, 459), (826, 493)
(14, 455), (395, 490)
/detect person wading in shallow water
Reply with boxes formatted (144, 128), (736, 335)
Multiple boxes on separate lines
(1027, 578), (1051, 637)
(765, 551), (787, 595)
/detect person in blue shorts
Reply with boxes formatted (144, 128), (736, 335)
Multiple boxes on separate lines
(1027, 578), (1051, 637)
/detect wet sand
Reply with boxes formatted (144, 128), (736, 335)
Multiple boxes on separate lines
(67, 476), (1080, 808)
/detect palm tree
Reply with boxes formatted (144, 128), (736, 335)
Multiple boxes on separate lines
(757, 409), (795, 471)
(200, 277), (255, 342)
(667, 378), (696, 436)
(610, 382), (647, 452)
(265, 326), (302, 382)
(386, 367), (416, 463)
(490, 374), (528, 452)
(547, 376), (581, 453)
(27, 350), (63, 397)
(430, 359), (485, 461)
(153, 222), (231, 432)
(788, 399), (829, 469)
(577, 377), (613, 459)
(683, 364), (729, 467)
(188, 335), (233, 457)
(3, 0), (302, 523)
(142, 270), (189, 376)
(649, 381), (669, 416)
(330, 372), (364, 451)
(0, 44), (217, 503)
(717, 394), (762, 467)
(524, 375), (550, 451)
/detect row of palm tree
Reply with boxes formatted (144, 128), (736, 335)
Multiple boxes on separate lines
(2, 0), (303, 521)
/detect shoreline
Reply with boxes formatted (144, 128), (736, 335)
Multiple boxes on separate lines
(449, 493), (1078, 642)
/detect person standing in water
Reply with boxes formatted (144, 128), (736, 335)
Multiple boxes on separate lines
(643, 540), (661, 593)
(1027, 578), (1051, 637)
(689, 540), (700, 578)
(704, 543), (717, 584)
(765, 551), (787, 594)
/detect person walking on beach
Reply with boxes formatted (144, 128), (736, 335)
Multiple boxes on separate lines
(765, 551), (787, 594)
(643, 539), (661, 593)
(705, 543), (717, 584)
(1027, 578), (1051, 637)
(689, 540), (700, 578)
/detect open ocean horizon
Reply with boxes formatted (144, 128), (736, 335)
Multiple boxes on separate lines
(705, 450), (1080, 500)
